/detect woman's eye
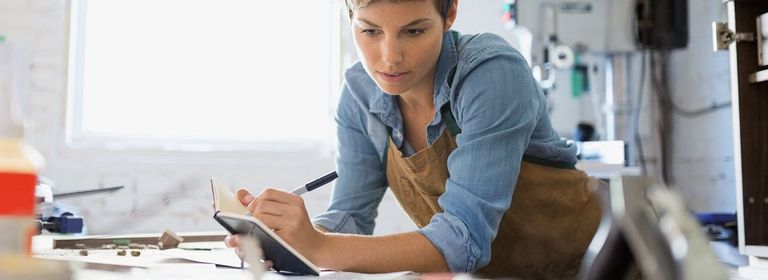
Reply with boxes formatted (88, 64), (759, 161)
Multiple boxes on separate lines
(361, 29), (379, 36)
(405, 29), (425, 36)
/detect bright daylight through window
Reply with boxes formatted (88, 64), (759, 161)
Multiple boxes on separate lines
(67, 0), (334, 150)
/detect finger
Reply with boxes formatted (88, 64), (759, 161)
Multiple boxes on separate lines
(252, 212), (285, 230)
(257, 188), (297, 204)
(247, 199), (292, 217)
(263, 260), (274, 270)
(224, 234), (240, 248)
(236, 188), (255, 206)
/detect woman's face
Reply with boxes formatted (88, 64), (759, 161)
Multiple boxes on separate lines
(352, 0), (455, 96)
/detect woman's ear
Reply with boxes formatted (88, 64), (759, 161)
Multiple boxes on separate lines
(443, 0), (459, 32)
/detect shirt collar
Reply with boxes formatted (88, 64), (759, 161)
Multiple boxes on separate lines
(433, 30), (459, 108)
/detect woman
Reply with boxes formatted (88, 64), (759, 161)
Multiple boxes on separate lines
(226, 0), (601, 278)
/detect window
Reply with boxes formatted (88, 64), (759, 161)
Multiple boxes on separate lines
(67, 0), (339, 151)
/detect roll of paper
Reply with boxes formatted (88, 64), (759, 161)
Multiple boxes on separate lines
(550, 44), (575, 69)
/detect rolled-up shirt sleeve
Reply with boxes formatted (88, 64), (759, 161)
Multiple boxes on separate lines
(419, 50), (543, 272)
(312, 80), (388, 235)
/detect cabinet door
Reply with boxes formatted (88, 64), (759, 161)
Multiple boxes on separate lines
(728, 0), (768, 257)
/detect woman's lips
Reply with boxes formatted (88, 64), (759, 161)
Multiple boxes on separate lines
(378, 71), (409, 83)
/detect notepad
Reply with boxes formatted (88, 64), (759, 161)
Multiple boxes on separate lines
(211, 179), (249, 215)
(210, 179), (320, 276)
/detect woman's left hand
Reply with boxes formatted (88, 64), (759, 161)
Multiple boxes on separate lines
(236, 188), (326, 263)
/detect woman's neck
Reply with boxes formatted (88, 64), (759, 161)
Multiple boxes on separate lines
(397, 69), (437, 113)
(397, 85), (436, 152)
(397, 91), (434, 113)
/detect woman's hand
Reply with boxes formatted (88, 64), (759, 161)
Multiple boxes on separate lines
(223, 188), (257, 261)
(224, 234), (273, 269)
(226, 187), (327, 264)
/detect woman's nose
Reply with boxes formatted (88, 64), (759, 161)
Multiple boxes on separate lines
(381, 37), (403, 66)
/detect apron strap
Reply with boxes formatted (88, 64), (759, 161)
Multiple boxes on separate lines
(441, 103), (461, 136)
(383, 132), (391, 171)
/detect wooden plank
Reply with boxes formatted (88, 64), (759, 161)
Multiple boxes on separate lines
(731, 1), (768, 249)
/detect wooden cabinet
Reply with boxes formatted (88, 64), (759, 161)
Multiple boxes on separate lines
(727, 0), (768, 257)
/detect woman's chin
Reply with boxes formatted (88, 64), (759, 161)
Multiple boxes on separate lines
(376, 84), (409, 96)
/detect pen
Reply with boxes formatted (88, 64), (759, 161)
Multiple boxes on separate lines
(243, 171), (338, 216)
(289, 171), (338, 195)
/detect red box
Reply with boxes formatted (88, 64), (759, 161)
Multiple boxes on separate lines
(0, 172), (36, 216)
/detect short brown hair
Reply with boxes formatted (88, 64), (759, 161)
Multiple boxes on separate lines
(344, 0), (452, 22)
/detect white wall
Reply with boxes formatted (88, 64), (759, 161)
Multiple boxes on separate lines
(667, 0), (734, 212)
(453, 0), (513, 41)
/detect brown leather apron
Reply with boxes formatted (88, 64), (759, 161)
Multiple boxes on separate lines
(384, 107), (601, 279)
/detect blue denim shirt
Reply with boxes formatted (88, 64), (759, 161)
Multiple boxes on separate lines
(312, 31), (577, 273)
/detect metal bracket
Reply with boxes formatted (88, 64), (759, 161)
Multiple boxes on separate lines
(712, 22), (755, 51)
